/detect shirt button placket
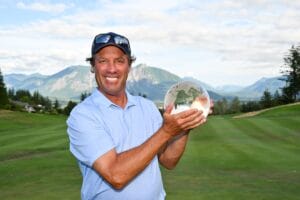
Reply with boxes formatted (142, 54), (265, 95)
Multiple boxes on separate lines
(122, 110), (130, 135)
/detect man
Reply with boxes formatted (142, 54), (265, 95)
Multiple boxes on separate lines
(67, 32), (208, 200)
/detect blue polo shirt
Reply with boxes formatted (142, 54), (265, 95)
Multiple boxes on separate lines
(67, 89), (166, 200)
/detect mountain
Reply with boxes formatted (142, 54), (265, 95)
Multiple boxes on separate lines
(4, 64), (182, 101)
(232, 76), (286, 100)
(38, 65), (95, 100)
(127, 64), (227, 101)
(215, 85), (244, 93)
(4, 73), (48, 89)
(4, 64), (225, 102)
(4, 66), (95, 100)
(3, 64), (286, 102)
(128, 64), (180, 84)
(181, 77), (215, 91)
(180, 77), (233, 100)
(127, 64), (181, 101)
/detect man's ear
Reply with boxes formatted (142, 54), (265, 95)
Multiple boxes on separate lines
(90, 66), (95, 73)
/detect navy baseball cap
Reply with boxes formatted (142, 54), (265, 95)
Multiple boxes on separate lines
(91, 32), (131, 56)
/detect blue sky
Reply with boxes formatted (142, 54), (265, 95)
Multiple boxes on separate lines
(0, 0), (300, 87)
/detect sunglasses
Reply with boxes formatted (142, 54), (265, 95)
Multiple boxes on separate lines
(95, 33), (130, 47)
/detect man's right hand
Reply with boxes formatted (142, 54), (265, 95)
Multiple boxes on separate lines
(161, 104), (206, 137)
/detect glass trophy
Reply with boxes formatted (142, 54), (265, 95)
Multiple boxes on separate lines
(164, 81), (210, 117)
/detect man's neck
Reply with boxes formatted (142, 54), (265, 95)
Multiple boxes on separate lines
(99, 89), (128, 109)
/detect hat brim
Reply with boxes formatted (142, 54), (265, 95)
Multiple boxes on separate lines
(92, 43), (129, 56)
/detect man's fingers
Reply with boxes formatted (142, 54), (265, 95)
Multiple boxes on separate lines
(181, 114), (206, 130)
(176, 109), (205, 129)
(162, 108), (208, 136)
(164, 104), (174, 114)
(177, 108), (200, 119)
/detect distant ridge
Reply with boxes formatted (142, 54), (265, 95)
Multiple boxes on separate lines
(4, 64), (285, 102)
(127, 64), (181, 101)
(232, 76), (286, 100)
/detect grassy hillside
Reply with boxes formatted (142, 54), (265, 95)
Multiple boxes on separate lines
(256, 102), (300, 117)
(162, 104), (300, 200)
(0, 104), (299, 199)
(0, 110), (81, 199)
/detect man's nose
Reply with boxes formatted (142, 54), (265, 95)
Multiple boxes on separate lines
(107, 61), (117, 73)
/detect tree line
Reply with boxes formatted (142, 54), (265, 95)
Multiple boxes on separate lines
(213, 89), (288, 115)
(213, 44), (300, 114)
(4, 87), (78, 115)
(0, 70), (78, 115)
(0, 44), (299, 115)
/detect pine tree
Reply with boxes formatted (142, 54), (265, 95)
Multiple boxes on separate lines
(8, 88), (15, 99)
(43, 97), (52, 111)
(281, 45), (300, 102)
(80, 92), (91, 102)
(214, 98), (228, 115)
(0, 68), (9, 108)
(54, 99), (60, 109)
(260, 89), (272, 109)
(64, 101), (77, 115)
(273, 90), (282, 106)
(229, 97), (241, 114)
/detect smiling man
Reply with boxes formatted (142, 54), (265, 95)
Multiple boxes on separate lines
(67, 32), (208, 200)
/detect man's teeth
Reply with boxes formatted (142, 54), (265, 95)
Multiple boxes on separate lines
(106, 77), (118, 82)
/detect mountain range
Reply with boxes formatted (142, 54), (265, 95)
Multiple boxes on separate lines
(3, 64), (286, 102)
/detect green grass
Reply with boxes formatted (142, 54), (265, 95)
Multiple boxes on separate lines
(163, 104), (300, 200)
(0, 104), (299, 199)
(0, 110), (81, 199)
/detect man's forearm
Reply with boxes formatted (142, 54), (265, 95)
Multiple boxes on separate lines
(93, 108), (202, 189)
(158, 132), (189, 169)
(93, 127), (172, 189)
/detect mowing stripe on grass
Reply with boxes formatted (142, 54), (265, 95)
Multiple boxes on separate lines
(1, 106), (300, 200)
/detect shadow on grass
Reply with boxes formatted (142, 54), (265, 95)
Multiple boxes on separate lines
(0, 147), (67, 162)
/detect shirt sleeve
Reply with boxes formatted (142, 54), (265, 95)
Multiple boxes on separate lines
(145, 100), (163, 133)
(66, 105), (115, 167)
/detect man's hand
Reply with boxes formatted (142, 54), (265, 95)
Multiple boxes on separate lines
(161, 104), (206, 137)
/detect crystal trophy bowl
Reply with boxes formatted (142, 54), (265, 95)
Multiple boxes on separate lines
(164, 81), (210, 117)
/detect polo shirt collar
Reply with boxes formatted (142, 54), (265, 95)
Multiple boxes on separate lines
(91, 88), (137, 109)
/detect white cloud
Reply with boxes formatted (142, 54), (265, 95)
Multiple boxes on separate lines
(1, 0), (300, 86)
(16, 1), (71, 14)
(1, 50), (89, 75)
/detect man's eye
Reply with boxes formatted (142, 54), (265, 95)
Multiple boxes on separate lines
(97, 59), (107, 63)
(116, 58), (125, 63)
